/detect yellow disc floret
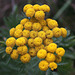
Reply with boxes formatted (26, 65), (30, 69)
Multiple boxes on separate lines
(32, 23), (42, 31)
(23, 30), (30, 38)
(48, 20), (58, 29)
(53, 27), (61, 38)
(24, 22), (32, 30)
(49, 62), (57, 71)
(37, 49), (47, 59)
(42, 26), (49, 32)
(61, 28), (67, 38)
(6, 47), (12, 54)
(20, 53), (31, 63)
(46, 30), (53, 38)
(30, 17), (38, 23)
(29, 48), (36, 57)
(14, 29), (22, 38)
(17, 46), (28, 55)
(23, 4), (33, 12)
(30, 31), (38, 39)
(33, 4), (40, 11)
(35, 11), (45, 20)
(6, 37), (16, 47)
(35, 44), (44, 52)
(38, 31), (46, 40)
(11, 50), (18, 60)
(20, 18), (29, 25)
(16, 37), (27, 46)
(16, 24), (23, 30)
(44, 38), (53, 46)
(56, 47), (65, 56)
(39, 20), (46, 27)
(34, 37), (42, 46)
(45, 53), (55, 62)
(26, 8), (35, 17)
(39, 60), (48, 71)
(28, 38), (34, 47)
(46, 18), (52, 25)
(47, 43), (57, 53)
(9, 28), (16, 37)
(55, 55), (62, 63)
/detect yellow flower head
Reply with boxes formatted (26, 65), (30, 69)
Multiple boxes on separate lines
(20, 53), (31, 63)
(34, 37), (42, 46)
(35, 11), (45, 20)
(53, 27), (61, 38)
(9, 28), (16, 37)
(38, 31), (46, 40)
(39, 4), (50, 12)
(16, 37), (27, 46)
(32, 23), (42, 31)
(17, 46), (28, 55)
(30, 31), (38, 39)
(23, 4), (33, 12)
(33, 4), (40, 11)
(28, 38), (34, 48)
(24, 22), (32, 30)
(46, 18), (52, 25)
(48, 20), (58, 29)
(56, 47), (65, 56)
(6, 37), (16, 47)
(35, 44), (44, 52)
(55, 55), (62, 63)
(29, 48), (37, 57)
(42, 26), (49, 32)
(14, 29), (22, 38)
(47, 43), (57, 53)
(39, 60), (48, 71)
(46, 30), (53, 38)
(45, 53), (55, 62)
(11, 50), (18, 60)
(39, 20), (46, 27)
(26, 8), (35, 17)
(37, 49), (47, 59)
(49, 62), (57, 71)
(44, 38), (53, 46)
(6, 47), (12, 54)
(20, 18), (29, 25)
(30, 17), (38, 24)
(16, 24), (23, 30)
(61, 28), (67, 38)
(23, 30), (30, 38)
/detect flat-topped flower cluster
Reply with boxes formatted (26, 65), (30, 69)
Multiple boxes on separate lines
(5, 4), (67, 71)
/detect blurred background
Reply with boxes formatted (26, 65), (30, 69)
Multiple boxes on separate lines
(0, 0), (75, 75)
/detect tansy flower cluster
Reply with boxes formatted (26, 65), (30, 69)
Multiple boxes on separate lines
(5, 4), (67, 71)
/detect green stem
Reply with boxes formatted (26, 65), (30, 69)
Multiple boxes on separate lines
(53, 0), (72, 19)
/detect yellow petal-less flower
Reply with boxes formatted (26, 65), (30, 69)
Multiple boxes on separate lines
(9, 28), (16, 37)
(34, 37), (42, 46)
(42, 26), (49, 32)
(49, 62), (57, 71)
(20, 18), (29, 25)
(6, 37), (16, 47)
(61, 28), (67, 38)
(23, 4), (33, 12)
(35, 11), (45, 20)
(39, 60), (48, 71)
(26, 8), (35, 17)
(46, 43), (57, 53)
(33, 4), (40, 11)
(29, 48), (37, 57)
(56, 47), (65, 56)
(16, 24), (23, 30)
(20, 53), (31, 63)
(46, 18), (52, 25)
(37, 49), (47, 59)
(23, 30), (30, 38)
(6, 47), (12, 54)
(45, 53), (55, 62)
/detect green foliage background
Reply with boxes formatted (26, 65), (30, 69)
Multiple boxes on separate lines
(0, 0), (75, 75)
